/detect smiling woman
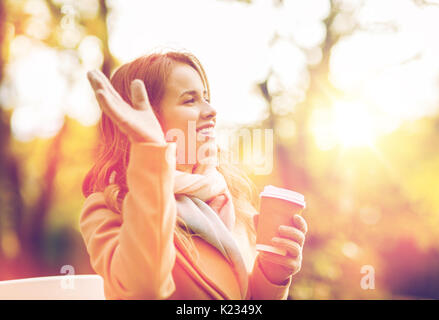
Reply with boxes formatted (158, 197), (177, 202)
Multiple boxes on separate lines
(79, 48), (308, 299)
(155, 61), (218, 173)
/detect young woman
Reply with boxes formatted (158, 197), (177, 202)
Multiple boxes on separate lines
(80, 49), (308, 300)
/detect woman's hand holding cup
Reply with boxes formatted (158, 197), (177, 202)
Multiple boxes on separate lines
(254, 185), (308, 285)
(87, 69), (166, 145)
(256, 213), (308, 284)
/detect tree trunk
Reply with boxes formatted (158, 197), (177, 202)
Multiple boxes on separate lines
(26, 119), (68, 269)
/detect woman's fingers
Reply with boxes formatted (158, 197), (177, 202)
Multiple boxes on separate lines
(91, 69), (121, 100)
(89, 70), (134, 117)
(130, 79), (150, 111)
(89, 70), (151, 113)
(95, 89), (134, 135)
(278, 225), (305, 247)
(87, 71), (103, 92)
(95, 89), (123, 126)
(293, 214), (308, 235)
(259, 250), (301, 271)
(271, 237), (301, 257)
(87, 69), (165, 144)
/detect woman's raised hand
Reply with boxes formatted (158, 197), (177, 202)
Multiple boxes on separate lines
(87, 69), (166, 145)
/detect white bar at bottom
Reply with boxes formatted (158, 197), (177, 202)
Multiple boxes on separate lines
(256, 244), (287, 256)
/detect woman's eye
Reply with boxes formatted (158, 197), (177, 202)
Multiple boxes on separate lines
(184, 97), (210, 104)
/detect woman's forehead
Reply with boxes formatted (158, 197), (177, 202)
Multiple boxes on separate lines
(166, 63), (205, 96)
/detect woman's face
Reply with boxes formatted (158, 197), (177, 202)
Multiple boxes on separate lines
(158, 62), (217, 171)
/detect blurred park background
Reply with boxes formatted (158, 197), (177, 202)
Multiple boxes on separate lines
(1, 0), (439, 299)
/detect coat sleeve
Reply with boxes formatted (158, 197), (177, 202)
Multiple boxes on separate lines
(247, 253), (293, 300)
(79, 141), (178, 299)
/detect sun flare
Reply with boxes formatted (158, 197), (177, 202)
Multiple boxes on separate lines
(311, 100), (378, 150)
(333, 101), (377, 148)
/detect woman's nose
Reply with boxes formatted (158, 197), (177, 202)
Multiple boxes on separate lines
(200, 101), (217, 120)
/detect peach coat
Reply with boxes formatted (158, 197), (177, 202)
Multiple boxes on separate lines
(79, 142), (292, 300)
